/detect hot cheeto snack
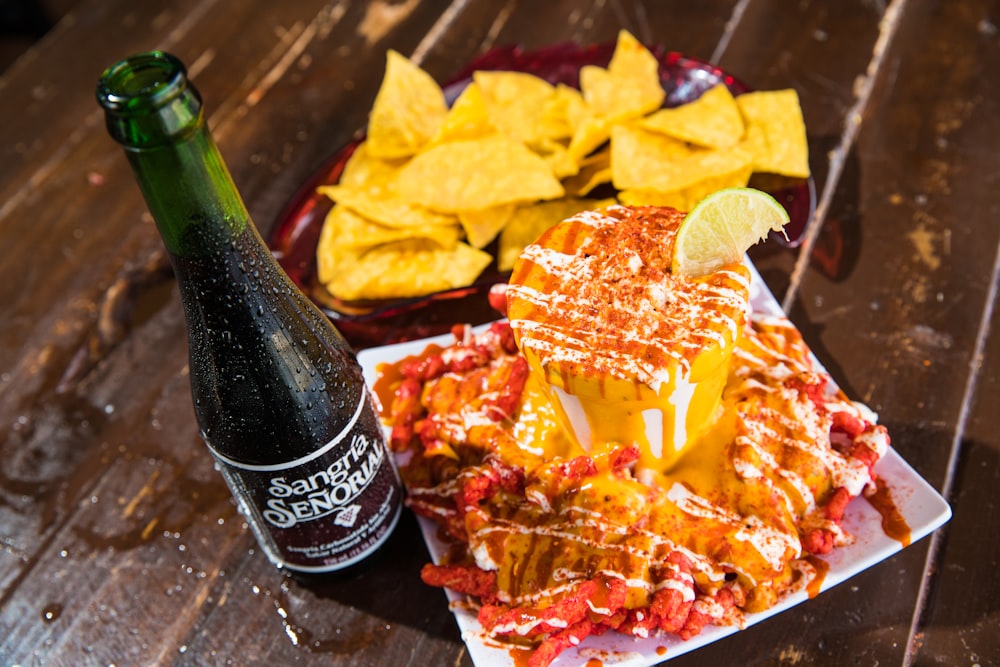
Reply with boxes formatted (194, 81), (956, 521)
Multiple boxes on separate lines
(374, 276), (889, 665)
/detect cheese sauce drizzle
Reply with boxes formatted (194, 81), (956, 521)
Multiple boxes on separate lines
(379, 221), (895, 663)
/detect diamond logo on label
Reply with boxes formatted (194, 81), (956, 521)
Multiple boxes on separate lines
(335, 505), (361, 527)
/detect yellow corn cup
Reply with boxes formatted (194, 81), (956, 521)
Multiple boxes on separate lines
(507, 205), (750, 473)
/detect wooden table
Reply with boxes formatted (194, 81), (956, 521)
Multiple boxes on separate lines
(1, 1), (996, 665)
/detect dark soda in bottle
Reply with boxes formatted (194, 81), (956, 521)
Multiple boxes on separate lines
(96, 51), (401, 574)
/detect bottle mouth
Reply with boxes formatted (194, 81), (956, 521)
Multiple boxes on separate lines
(97, 51), (188, 115)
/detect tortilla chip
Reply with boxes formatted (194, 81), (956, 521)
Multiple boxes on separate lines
(533, 138), (579, 179)
(313, 31), (810, 303)
(321, 239), (492, 301)
(430, 82), (495, 144)
(611, 123), (753, 192)
(474, 70), (557, 146)
(367, 50), (448, 159)
(539, 84), (589, 141)
(395, 135), (564, 212)
(458, 204), (517, 248)
(579, 30), (665, 121)
(736, 89), (810, 177)
(567, 114), (614, 162)
(617, 161), (753, 212)
(338, 141), (406, 189)
(640, 84), (744, 149)
(317, 205), (460, 256)
(497, 197), (616, 271)
(317, 184), (456, 230)
(562, 148), (612, 197)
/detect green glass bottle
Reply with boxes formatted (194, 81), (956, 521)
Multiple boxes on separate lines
(96, 52), (401, 574)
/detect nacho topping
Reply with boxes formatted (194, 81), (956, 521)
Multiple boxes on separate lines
(376, 317), (889, 666)
(507, 205), (750, 389)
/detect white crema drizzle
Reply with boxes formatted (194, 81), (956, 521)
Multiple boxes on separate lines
(508, 209), (749, 390)
(467, 502), (727, 598)
(666, 482), (801, 573)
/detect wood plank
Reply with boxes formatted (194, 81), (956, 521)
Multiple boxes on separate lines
(0, 453), (244, 662)
(739, 0), (1000, 664)
(673, 1), (979, 664)
(916, 310), (1000, 663)
(0, 0), (340, 276)
(0, 0), (990, 665)
(0, 0), (345, 387)
(0, 0), (359, 632)
(791, 0), (1000, 480)
(0, 0), (347, 588)
(176, 513), (467, 666)
(0, 0), (212, 223)
(1, 1), (478, 664)
(412, 0), (741, 82)
(728, 0), (885, 297)
(208, 0), (463, 231)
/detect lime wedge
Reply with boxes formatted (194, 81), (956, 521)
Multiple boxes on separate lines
(672, 187), (790, 277)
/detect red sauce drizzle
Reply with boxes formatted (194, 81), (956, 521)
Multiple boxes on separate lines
(865, 477), (912, 547)
(509, 646), (533, 667)
(372, 343), (445, 411)
(804, 555), (830, 599)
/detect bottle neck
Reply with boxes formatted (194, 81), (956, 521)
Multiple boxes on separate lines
(123, 127), (250, 257)
(97, 51), (249, 258)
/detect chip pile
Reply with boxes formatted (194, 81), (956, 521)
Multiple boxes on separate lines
(316, 30), (809, 302)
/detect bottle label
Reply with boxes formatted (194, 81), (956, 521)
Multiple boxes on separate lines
(207, 392), (402, 573)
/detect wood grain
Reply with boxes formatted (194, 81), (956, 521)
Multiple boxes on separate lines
(0, 0), (995, 665)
